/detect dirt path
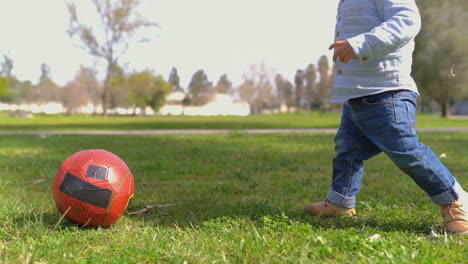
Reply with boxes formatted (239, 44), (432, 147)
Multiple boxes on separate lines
(1, 127), (468, 135)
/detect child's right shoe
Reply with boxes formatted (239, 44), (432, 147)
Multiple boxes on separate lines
(441, 199), (468, 235)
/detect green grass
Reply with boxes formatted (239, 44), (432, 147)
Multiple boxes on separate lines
(0, 111), (467, 131)
(0, 132), (467, 263)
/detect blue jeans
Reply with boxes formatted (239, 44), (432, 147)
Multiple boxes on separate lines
(326, 90), (465, 208)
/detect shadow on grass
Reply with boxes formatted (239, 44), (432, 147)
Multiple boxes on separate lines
(11, 202), (436, 235)
(126, 198), (436, 235)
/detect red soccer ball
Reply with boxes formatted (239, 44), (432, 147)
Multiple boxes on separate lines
(52, 149), (134, 227)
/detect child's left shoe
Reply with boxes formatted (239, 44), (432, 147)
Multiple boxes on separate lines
(303, 199), (356, 217)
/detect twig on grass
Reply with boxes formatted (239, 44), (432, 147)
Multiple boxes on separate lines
(128, 203), (180, 215)
(51, 206), (71, 232)
(31, 179), (46, 184)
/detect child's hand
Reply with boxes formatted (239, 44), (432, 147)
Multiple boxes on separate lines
(329, 40), (356, 64)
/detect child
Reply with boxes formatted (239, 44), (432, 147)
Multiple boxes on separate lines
(303, 0), (467, 235)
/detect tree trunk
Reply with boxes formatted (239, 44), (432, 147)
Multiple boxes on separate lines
(441, 101), (451, 118)
(102, 76), (109, 117)
(102, 61), (114, 117)
(440, 81), (451, 118)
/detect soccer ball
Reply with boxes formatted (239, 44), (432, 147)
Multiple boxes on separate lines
(52, 149), (134, 227)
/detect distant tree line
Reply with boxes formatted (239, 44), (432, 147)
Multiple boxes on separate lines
(237, 58), (336, 115)
(0, 54), (337, 115)
(0, 57), (172, 116)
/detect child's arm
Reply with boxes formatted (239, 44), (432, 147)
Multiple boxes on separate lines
(346, 0), (421, 63)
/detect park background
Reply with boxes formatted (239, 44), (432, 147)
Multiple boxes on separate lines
(0, 0), (467, 263)
(0, 0), (467, 117)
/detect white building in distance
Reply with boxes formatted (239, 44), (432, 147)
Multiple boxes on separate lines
(159, 92), (250, 116)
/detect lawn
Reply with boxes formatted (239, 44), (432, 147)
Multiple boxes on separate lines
(0, 132), (467, 263)
(0, 111), (467, 131)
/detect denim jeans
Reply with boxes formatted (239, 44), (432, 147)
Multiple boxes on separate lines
(326, 90), (465, 208)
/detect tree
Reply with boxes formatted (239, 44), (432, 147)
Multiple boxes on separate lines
(283, 80), (294, 112)
(328, 64), (339, 112)
(0, 55), (14, 101)
(303, 64), (317, 112)
(413, 0), (468, 117)
(0, 77), (8, 99)
(168, 67), (182, 92)
(110, 64), (130, 110)
(67, 0), (158, 116)
(126, 71), (170, 115)
(35, 64), (60, 103)
(274, 74), (286, 109)
(214, 74), (232, 94)
(127, 71), (154, 115)
(187, 69), (213, 106)
(0, 55), (14, 78)
(275, 74), (295, 113)
(317, 55), (332, 113)
(150, 75), (171, 112)
(39, 64), (51, 84)
(11, 81), (34, 104)
(294, 69), (304, 111)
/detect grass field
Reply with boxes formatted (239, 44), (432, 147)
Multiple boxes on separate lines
(0, 130), (467, 263)
(0, 111), (467, 131)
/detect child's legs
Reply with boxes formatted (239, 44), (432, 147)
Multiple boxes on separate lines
(326, 103), (382, 208)
(352, 91), (464, 205)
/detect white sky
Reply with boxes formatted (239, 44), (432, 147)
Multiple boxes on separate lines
(0, 0), (337, 87)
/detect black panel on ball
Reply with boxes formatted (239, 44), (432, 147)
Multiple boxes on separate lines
(60, 172), (111, 209)
(86, 165), (107, 180)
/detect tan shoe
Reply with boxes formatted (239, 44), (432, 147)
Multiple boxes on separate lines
(441, 200), (468, 235)
(303, 199), (356, 217)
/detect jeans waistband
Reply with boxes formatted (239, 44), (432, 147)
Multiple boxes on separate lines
(349, 90), (417, 103)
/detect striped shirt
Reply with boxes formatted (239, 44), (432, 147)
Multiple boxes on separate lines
(331, 0), (421, 103)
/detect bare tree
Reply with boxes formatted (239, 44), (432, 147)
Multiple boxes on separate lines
(77, 65), (101, 114)
(241, 62), (274, 114)
(238, 80), (255, 114)
(67, 0), (158, 116)
(61, 81), (88, 115)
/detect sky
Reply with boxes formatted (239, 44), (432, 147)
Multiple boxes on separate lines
(0, 0), (337, 88)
